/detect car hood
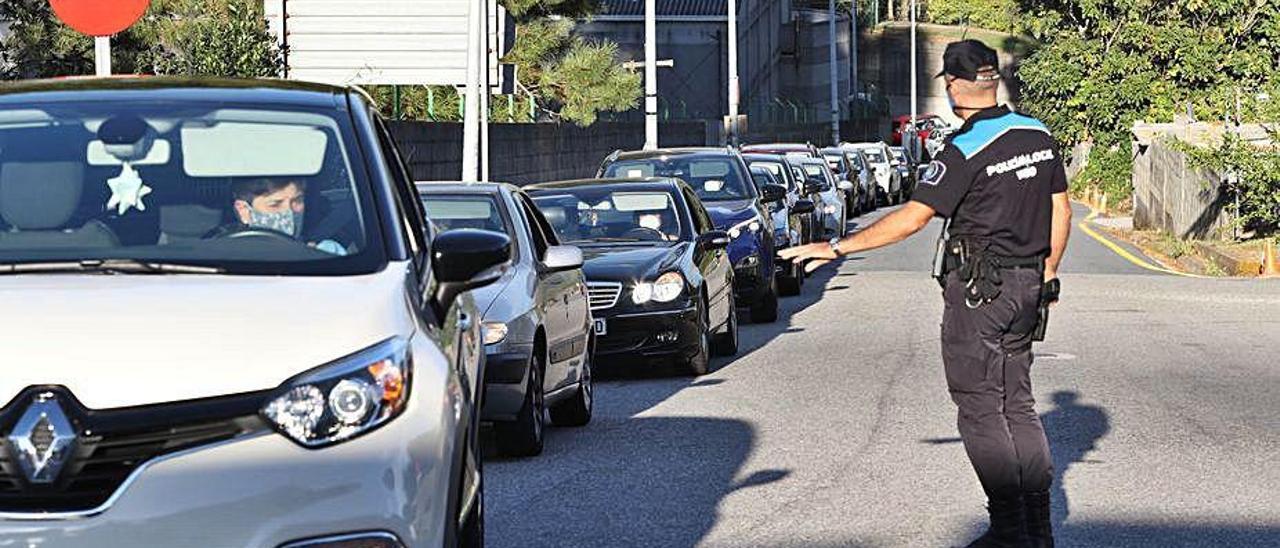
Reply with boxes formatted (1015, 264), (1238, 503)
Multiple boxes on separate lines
(703, 199), (758, 228)
(0, 265), (415, 410)
(580, 245), (685, 282)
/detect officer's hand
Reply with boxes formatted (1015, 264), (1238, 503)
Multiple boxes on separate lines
(778, 242), (840, 274)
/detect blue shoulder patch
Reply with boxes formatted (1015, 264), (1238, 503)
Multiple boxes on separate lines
(951, 113), (1050, 159)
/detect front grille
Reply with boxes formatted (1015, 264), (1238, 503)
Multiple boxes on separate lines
(587, 281), (623, 311)
(0, 387), (268, 514)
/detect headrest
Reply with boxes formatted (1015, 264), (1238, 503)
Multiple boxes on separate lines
(541, 206), (567, 227)
(160, 204), (225, 238)
(0, 162), (85, 230)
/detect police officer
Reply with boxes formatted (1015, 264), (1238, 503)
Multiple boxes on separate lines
(781, 40), (1073, 548)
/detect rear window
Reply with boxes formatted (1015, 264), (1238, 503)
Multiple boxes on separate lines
(421, 194), (510, 235)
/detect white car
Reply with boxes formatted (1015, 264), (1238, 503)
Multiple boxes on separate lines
(792, 157), (852, 239)
(842, 142), (903, 206)
(0, 78), (498, 547)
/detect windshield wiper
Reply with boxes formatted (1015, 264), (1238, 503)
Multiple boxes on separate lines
(0, 259), (225, 275)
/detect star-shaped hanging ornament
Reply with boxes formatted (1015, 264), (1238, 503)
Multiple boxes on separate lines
(105, 163), (153, 215)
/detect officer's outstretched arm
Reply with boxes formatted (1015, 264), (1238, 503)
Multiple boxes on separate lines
(779, 201), (936, 273)
(1045, 192), (1072, 280)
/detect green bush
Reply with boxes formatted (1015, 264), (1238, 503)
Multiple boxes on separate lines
(924, 0), (1021, 33)
(1181, 135), (1280, 235)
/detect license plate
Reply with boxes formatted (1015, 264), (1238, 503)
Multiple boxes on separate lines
(593, 318), (607, 336)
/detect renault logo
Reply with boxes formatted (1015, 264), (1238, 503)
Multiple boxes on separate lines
(6, 393), (77, 484)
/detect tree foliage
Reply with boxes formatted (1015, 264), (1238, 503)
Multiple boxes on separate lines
(503, 17), (640, 125)
(925, 0), (1021, 33)
(1010, 0), (1280, 199)
(0, 0), (281, 80)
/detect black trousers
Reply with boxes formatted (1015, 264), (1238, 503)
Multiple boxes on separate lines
(941, 268), (1053, 499)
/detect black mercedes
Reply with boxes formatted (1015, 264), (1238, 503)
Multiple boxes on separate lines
(526, 178), (738, 375)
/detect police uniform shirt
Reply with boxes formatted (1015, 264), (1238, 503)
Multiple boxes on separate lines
(912, 106), (1068, 258)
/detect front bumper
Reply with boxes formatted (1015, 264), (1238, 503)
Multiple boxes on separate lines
(482, 344), (534, 421)
(0, 380), (457, 547)
(593, 306), (701, 363)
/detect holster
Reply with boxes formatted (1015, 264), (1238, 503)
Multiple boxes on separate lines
(945, 237), (1044, 308)
(1032, 278), (1061, 342)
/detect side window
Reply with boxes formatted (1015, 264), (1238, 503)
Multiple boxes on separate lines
(519, 194), (561, 247)
(516, 197), (551, 260)
(683, 188), (713, 234)
(372, 114), (426, 257)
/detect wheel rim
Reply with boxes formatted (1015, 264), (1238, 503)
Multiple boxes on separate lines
(581, 344), (593, 411)
(531, 362), (544, 440)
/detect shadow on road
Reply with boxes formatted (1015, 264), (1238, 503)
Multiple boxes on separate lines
(1041, 390), (1110, 529)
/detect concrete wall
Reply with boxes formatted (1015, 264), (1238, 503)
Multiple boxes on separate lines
(387, 121), (720, 185)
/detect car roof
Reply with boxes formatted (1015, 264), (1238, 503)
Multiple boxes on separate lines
(740, 152), (791, 161)
(415, 181), (515, 195)
(610, 147), (735, 161)
(525, 177), (684, 193)
(741, 143), (813, 150)
(0, 76), (349, 108)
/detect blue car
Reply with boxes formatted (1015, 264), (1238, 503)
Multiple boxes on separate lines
(599, 148), (786, 323)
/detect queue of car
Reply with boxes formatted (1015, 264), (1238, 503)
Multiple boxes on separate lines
(0, 76), (919, 547)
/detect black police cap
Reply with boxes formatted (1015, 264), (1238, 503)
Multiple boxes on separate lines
(936, 39), (1001, 82)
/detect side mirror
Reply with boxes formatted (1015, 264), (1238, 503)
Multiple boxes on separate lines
(697, 230), (731, 251)
(760, 183), (787, 204)
(543, 245), (584, 272)
(791, 199), (816, 215)
(838, 180), (855, 192)
(432, 229), (511, 317)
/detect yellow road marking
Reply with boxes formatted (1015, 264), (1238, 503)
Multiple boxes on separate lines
(1075, 203), (1206, 278)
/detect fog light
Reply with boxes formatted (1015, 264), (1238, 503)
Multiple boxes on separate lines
(656, 331), (679, 343)
(279, 531), (405, 548)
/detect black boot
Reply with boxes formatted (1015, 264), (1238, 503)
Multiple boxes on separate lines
(965, 495), (1028, 548)
(1023, 490), (1053, 548)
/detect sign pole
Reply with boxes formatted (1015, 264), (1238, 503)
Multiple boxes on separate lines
(462, 0), (483, 181)
(94, 36), (112, 76)
(481, 0), (491, 182)
(644, 0), (658, 150)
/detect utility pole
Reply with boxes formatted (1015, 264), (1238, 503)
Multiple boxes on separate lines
(480, 0), (491, 182)
(727, 0), (740, 146)
(461, 0), (483, 181)
(909, 0), (919, 163)
(645, 0), (658, 150)
(94, 37), (111, 76)
(850, 1), (859, 102)
(828, 0), (840, 145)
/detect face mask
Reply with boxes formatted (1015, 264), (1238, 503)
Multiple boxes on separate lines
(247, 207), (302, 237)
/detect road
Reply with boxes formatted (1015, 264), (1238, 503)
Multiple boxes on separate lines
(485, 203), (1280, 547)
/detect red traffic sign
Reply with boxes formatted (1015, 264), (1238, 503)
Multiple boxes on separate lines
(50, 0), (151, 37)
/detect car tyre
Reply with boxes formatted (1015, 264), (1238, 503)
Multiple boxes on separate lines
(779, 259), (803, 296)
(683, 297), (712, 376)
(459, 476), (484, 548)
(749, 275), (780, 323)
(549, 335), (593, 427)
(494, 351), (545, 457)
(711, 291), (738, 356)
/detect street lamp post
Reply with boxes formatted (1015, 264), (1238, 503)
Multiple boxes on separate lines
(461, 0), (483, 181)
(644, 0), (658, 150)
(727, 0), (740, 146)
(828, 0), (840, 145)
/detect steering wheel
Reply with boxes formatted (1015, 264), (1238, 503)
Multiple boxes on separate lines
(216, 226), (299, 243)
(620, 227), (666, 241)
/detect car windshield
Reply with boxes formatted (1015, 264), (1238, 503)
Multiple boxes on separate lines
(860, 149), (887, 164)
(421, 194), (510, 234)
(603, 156), (752, 201)
(891, 149), (906, 162)
(0, 101), (383, 275)
(532, 189), (682, 244)
(747, 161), (792, 190)
(822, 154), (846, 173)
(800, 162), (834, 183)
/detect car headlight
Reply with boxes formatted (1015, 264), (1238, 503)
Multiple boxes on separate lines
(482, 321), (508, 345)
(631, 271), (684, 304)
(727, 217), (762, 239)
(262, 337), (411, 448)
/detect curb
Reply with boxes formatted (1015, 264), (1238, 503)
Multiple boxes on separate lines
(1191, 241), (1263, 277)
